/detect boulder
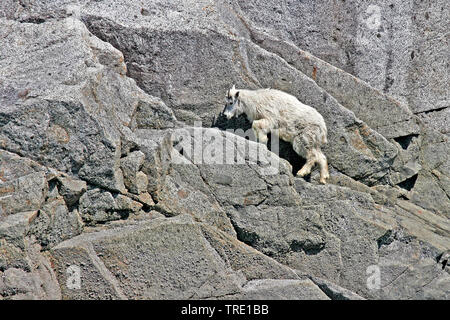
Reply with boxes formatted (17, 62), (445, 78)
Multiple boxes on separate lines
(50, 214), (329, 299)
(0, 17), (176, 193)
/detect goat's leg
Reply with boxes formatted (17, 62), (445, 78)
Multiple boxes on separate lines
(316, 149), (329, 184)
(297, 150), (316, 177)
(252, 119), (271, 145)
(292, 136), (316, 177)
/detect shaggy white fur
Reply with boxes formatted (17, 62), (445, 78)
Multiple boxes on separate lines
(224, 85), (329, 184)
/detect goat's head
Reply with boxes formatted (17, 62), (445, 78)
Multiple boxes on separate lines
(223, 85), (242, 119)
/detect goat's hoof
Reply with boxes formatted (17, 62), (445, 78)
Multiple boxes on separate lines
(319, 174), (329, 184)
(296, 170), (307, 177)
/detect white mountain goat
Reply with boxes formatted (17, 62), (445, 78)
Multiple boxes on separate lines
(223, 85), (329, 184)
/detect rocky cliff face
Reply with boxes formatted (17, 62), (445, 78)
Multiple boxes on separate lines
(0, 0), (448, 300)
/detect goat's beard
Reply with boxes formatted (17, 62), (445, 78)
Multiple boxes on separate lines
(224, 100), (241, 119)
(224, 111), (234, 119)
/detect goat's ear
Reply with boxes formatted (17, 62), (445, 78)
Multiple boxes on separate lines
(231, 84), (236, 91)
(235, 91), (239, 98)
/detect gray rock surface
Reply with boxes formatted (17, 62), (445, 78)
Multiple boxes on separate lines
(225, 279), (330, 300)
(50, 214), (312, 299)
(0, 0), (448, 300)
(235, 0), (449, 115)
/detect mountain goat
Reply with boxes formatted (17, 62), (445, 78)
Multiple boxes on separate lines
(223, 85), (329, 184)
